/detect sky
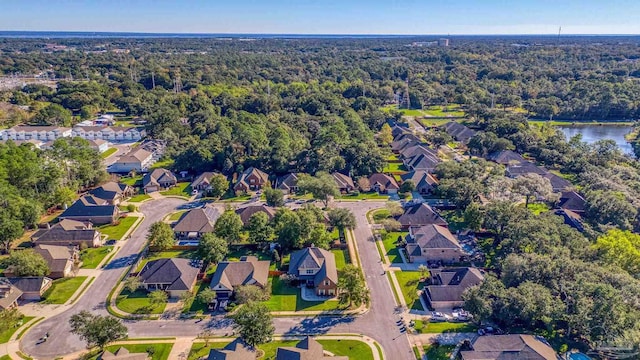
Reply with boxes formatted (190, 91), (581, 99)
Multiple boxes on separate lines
(2, 0), (640, 35)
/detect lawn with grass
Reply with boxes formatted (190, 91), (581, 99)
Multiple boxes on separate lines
(137, 250), (195, 272)
(80, 246), (114, 269)
(120, 175), (142, 186)
(423, 105), (465, 118)
(319, 339), (374, 360)
(0, 355), (10, 360)
(188, 342), (228, 360)
(160, 182), (191, 197)
(128, 193), (151, 203)
(439, 210), (468, 232)
(263, 277), (345, 312)
(116, 289), (166, 315)
(337, 192), (389, 200)
(381, 231), (406, 264)
(423, 344), (456, 360)
(372, 209), (391, 223)
(168, 210), (186, 221)
(98, 216), (139, 241)
(414, 320), (477, 334)
(150, 158), (174, 170)
(0, 316), (34, 344)
(331, 248), (350, 271)
(100, 147), (118, 159)
(395, 271), (425, 311)
(41, 277), (88, 304)
(87, 343), (173, 360)
(185, 281), (211, 313)
(525, 202), (551, 215)
(383, 162), (406, 173)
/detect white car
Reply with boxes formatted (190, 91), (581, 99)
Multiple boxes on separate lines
(430, 312), (451, 322)
(191, 189), (198, 195)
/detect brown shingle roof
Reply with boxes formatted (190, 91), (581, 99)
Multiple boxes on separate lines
(276, 337), (348, 360)
(173, 207), (221, 233)
(235, 205), (276, 225)
(33, 245), (74, 273)
(332, 172), (355, 189)
(139, 258), (199, 291)
(425, 267), (484, 303)
(461, 335), (558, 360)
(209, 256), (270, 292)
(412, 224), (461, 250)
(368, 173), (399, 191)
(397, 203), (447, 228)
(288, 247), (338, 285)
(207, 338), (256, 360)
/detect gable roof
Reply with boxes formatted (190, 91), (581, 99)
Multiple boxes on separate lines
(8, 277), (52, 293)
(209, 256), (270, 292)
(487, 150), (525, 165)
(288, 247), (338, 285)
(368, 173), (399, 191)
(116, 148), (151, 165)
(207, 338), (256, 360)
(461, 335), (558, 360)
(235, 205), (276, 225)
(143, 168), (177, 188)
(442, 122), (477, 143)
(276, 173), (299, 191)
(139, 258), (199, 291)
(90, 182), (131, 201)
(412, 224), (461, 250)
(391, 137), (421, 153)
(236, 167), (269, 188)
(32, 221), (99, 244)
(276, 337), (348, 360)
(173, 207), (221, 233)
(60, 196), (117, 218)
(191, 172), (219, 189)
(100, 347), (149, 360)
(558, 191), (586, 213)
(401, 171), (439, 189)
(406, 153), (441, 170)
(425, 267), (484, 303)
(0, 279), (23, 309)
(505, 162), (548, 177)
(57, 219), (92, 230)
(391, 124), (411, 138)
(332, 172), (355, 189)
(397, 203), (447, 228)
(400, 144), (439, 160)
(542, 173), (572, 192)
(33, 245), (75, 273)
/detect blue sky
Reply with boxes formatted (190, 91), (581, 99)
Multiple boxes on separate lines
(2, 0), (640, 34)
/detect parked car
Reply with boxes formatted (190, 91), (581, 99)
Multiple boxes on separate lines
(191, 189), (198, 195)
(452, 309), (472, 321)
(430, 312), (451, 322)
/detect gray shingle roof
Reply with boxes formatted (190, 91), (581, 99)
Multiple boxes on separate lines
(398, 203), (447, 228)
(288, 247), (338, 285)
(487, 150), (526, 165)
(0, 279), (22, 309)
(139, 258), (199, 291)
(412, 224), (461, 250)
(115, 148), (152, 164)
(558, 191), (586, 213)
(209, 256), (270, 292)
(461, 335), (558, 360)
(332, 172), (355, 190)
(276, 173), (299, 191)
(191, 172), (219, 189)
(8, 277), (52, 293)
(425, 267), (484, 303)
(143, 168), (177, 188)
(401, 171), (438, 190)
(207, 338), (256, 360)
(275, 337), (348, 360)
(60, 196), (117, 218)
(173, 207), (221, 233)
(90, 182), (131, 201)
(33, 244), (75, 273)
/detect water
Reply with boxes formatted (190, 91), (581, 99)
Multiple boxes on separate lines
(557, 124), (634, 155)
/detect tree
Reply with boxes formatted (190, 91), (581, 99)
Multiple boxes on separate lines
(234, 285), (270, 304)
(483, 201), (526, 244)
(385, 202), (404, 217)
(197, 288), (217, 304)
(0, 217), (23, 254)
(297, 172), (339, 207)
(594, 229), (640, 276)
(264, 187), (284, 207)
(512, 173), (556, 208)
(437, 177), (484, 208)
(123, 276), (141, 293)
(381, 219), (402, 232)
(337, 264), (369, 307)
(6, 250), (49, 277)
(197, 233), (228, 264)
(357, 177), (371, 192)
(32, 103), (72, 126)
(207, 173), (229, 199)
(399, 180), (415, 194)
(327, 208), (356, 238)
(69, 311), (128, 350)
(214, 210), (243, 243)
(378, 123), (393, 145)
(418, 264), (429, 280)
(149, 290), (168, 307)
(306, 223), (333, 249)
(147, 222), (175, 250)
(0, 309), (21, 334)
(229, 301), (274, 347)
(247, 212), (273, 244)
(463, 202), (483, 231)
(274, 208), (302, 250)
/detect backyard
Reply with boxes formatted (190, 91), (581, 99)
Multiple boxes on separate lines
(382, 162), (406, 173)
(41, 276), (88, 304)
(160, 182), (191, 198)
(262, 277), (345, 312)
(98, 216), (139, 241)
(120, 175), (142, 187)
(86, 343), (173, 360)
(116, 289), (166, 314)
(100, 147), (118, 159)
(395, 271), (425, 311)
(80, 246), (114, 269)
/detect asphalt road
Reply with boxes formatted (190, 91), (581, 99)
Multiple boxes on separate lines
(22, 199), (414, 360)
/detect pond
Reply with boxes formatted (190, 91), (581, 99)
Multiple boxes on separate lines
(557, 124), (634, 155)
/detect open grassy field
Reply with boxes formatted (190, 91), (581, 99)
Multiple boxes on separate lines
(395, 271), (425, 311)
(99, 216), (139, 241)
(42, 277), (88, 304)
(80, 246), (114, 269)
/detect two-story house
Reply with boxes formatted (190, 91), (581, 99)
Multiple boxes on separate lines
(233, 167), (269, 193)
(288, 246), (338, 297)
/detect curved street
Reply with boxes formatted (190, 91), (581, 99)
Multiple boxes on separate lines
(21, 199), (414, 360)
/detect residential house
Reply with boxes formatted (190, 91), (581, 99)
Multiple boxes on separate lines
(9, 277), (52, 301)
(332, 172), (355, 193)
(391, 135), (421, 153)
(275, 337), (348, 360)
(405, 225), (464, 263)
(487, 150), (525, 165)
(442, 122), (476, 144)
(288, 246), (338, 297)
(558, 191), (586, 214)
(276, 173), (299, 194)
(209, 256), (270, 303)
(109, 148), (154, 173)
(234, 167), (269, 193)
(86, 139), (110, 153)
(138, 258), (199, 298)
(399, 144), (439, 161)
(0, 280), (23, 310)
(59, 195), (119, 225)
(542, 172), (572, 192)
(1, 125), (72, 141)
(397, 203), (448, 230)
(100, 347), (149, 360)
(404, 152), (441, 172)
(72, 126), (146, 142)
(505, 162), (547, 178)
(423, 267), (484, 310)
(460, 335), (560, 360)
(235, 205), (277, 226)
(391, 124), (411, 138)
(368, 173), (399, 194)
(32, 219), (103, 248)
(173, 206), (221, 240)
(191, 172), (223, 192)
(90, 182), (134, 205)
(401, 171), (438, 195)
(207, 338), (256, 360)
(555, 209), (584, 232)
(142, 168), (177, 193)
(33, 244), (79, 279)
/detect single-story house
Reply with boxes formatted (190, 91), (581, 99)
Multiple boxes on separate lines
(59, 195), (119, 225)
(558, 191), (586, 214)
(173, 206), (221, 240)
(142, 168), (177, 193)
(505, 161), (547, 178)
(235, 205), (276, 226)
(0, 280), (23, 310)
(460, 334), (559, 360)
(33, 244), (79, 279)
(332, 172), (355, 193)
(542, 172), (572, 193)
(391, 133), (421, 153)
(487, 150), (525, 165)
(90, 181), (134, 205)
(401, 171), (438, 195)
(397, 203), (448, 230)
(399, 144), (439, 162)
(406, 224), (463, 263)
(288, 246), (338, 297)
(404, 152), (441, 172)
(100, 347), (149, 360)
(233, 167), (269, 193)
(209, 256), (270, 301)
(368, 173), (399, 194)
(423, 267), (484, 310)
(109, 148), (153, 173)
(391, 124), (411, 138)
(138, 258), (200, 298)
(31, 219), (103, 248)
(442, 122), (476, 144)
(191, 172), (225, 192)
(555, 209), (584, 232)
(275, 173), (299, 194)
(9, 277), (53, 301)
(208, 338), (256, 360)
(276, 336), (348, 360)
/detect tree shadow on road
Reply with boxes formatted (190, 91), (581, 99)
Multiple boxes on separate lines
(282, 313), (356, 336)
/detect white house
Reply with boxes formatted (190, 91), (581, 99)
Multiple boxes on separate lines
(1, 126), (72, 141)
(72, 126), (146, 142)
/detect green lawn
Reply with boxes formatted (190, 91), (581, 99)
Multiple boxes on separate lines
(98, 216), (139, 241)
(0, 316), (34, 344)
(168, 210), (186, 221)
(41, 276), (88, 304)
(439, 210), (468, 232)
(100, 147), (118, 159)
(423, 344), (456, 360)
(87, 343), (173, 360)
(382, 162), (407, 173)
(116, 289), (166, 315)
(150, 158), (174, 170)
(120, 175), (142, 187)
(337, 192), (389, 200)
(381, 231), (406, 264)
(220, 191), (253, 202)
(128, 193), (151, 203)
(80, 246), (114, 269)
(137, 250), (195, 272)
(263, 277), (345, 312)
(525, 202), (551, 215)
(160, 182), (191, 197)
(185, 281), (211, 313)
(188, 339), (372, 360)
(331, 248), (350, 271)
(395, 271), (425, 311)
(423, 105), (465, 118)
(372, 209), (391, 223)
(0, 355), (11, 360)
(414, 320), (477, 333)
